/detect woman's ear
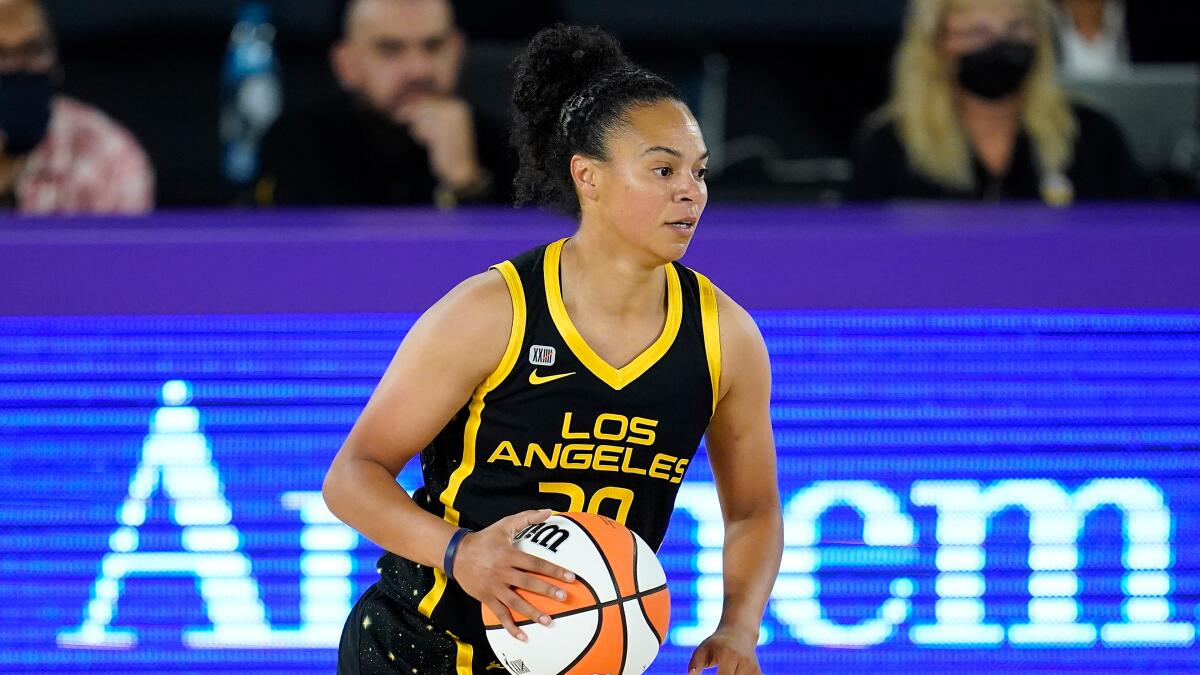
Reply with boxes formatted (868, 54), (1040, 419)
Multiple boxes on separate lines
(570, 154), (601, 204)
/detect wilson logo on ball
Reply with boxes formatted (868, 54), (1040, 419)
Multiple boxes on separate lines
(514, 522), (571, 553)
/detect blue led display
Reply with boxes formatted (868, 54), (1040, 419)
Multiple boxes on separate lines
(1, 312), (1198, 673)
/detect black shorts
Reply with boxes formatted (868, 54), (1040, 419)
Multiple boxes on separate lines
(337, 582), (498, 675)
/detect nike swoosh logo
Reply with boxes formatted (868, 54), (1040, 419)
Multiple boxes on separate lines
(529, 369), (576, 385)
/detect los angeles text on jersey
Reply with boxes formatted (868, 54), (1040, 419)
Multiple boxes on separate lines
(484, 412), (689, 483)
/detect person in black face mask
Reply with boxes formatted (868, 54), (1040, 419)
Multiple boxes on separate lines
(0, 0), (153, 213)
(851, 0), (1139, 203)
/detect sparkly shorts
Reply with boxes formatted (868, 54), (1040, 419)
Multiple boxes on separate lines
(337, 582), (497, 675)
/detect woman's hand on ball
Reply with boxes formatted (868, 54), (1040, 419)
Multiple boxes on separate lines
(452, 509), (576, 640)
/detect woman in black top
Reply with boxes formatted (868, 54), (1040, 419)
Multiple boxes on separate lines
(323, 24), (782, 675)
(851, 0), (1138, 203)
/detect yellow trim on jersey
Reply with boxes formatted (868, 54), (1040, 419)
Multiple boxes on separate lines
(418, 260), (526, 619)
(454, 637), (474, 675)
(543, 238), (682, 391)
(694, 270), (722, 415)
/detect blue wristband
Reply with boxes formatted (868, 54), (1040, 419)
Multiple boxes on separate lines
(443, 527), (471, 581)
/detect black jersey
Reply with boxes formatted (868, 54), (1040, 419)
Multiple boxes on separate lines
(372, 238), (721, 671)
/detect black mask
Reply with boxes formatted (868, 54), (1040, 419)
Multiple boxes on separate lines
(0, 71), (56, 156)
(956, 40), (1036, 100)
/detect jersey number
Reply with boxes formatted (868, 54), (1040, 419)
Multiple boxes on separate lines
(539, 482), (634, 525)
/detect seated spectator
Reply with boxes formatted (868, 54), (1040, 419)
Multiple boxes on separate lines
(851, 0), (1138, 204)
(257, 0), (513, 208)
(0, 0), (154, 214)
(1052, 0), (1129, 78)
(1056, 0), (1198, 69)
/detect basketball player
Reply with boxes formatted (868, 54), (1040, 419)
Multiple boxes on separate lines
(323, 24), (783, 675)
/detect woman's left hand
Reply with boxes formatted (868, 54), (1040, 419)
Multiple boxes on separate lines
(686, 628), (761, 674)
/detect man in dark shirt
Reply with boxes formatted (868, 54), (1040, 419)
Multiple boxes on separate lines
(258, 0), (511, 208)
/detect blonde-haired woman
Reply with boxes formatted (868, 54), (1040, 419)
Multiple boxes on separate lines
(852, 0), (1138, 203)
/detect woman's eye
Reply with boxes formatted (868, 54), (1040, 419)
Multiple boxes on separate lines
(696, 168), (709, 180)
(654, 167), (672, 177)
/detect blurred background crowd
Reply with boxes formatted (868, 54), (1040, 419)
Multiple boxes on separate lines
(1, 0), (1197, 214)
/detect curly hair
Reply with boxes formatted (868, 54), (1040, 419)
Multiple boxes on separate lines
(510, 24), (683, 218)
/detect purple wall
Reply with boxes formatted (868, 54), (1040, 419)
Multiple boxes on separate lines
(1, 204), (1197, 315)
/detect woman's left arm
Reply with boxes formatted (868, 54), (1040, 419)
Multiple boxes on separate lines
(687, 290), (783, 675)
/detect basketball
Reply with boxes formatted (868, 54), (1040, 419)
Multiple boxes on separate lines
(481, 512), (670, 675)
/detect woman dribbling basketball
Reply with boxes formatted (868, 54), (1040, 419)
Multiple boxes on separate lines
(323, 24), (783, 675)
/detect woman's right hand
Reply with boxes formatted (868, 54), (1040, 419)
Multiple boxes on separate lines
(451, 509), (578, 641)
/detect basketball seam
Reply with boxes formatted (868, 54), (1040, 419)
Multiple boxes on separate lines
(485, 583), (669, 629)
(559, 513), (627, 675)
(559, 514), (622, 601)
(554, 574), (604, 675)
(618, 529), (633, 675)
(632, 535), (664, 646)
(488, 574), (600, 629)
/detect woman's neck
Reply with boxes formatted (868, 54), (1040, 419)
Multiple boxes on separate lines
(561, 224), (666, 321)
(958, 92), (1022, 177)
(1063, 0), (1107, 42)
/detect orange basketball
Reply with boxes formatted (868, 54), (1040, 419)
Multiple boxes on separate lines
(481, 512), (670, 675)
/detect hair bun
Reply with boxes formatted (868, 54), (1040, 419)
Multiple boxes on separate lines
(511, 24), (630, 117)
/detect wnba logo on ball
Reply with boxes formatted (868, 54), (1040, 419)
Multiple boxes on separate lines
(515, 522), (571, 553)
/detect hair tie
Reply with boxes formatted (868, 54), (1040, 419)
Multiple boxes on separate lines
(557, 68), (647, 139)
(558, 90), (593, 139)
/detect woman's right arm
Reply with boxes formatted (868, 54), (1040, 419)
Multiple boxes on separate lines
(322, 268), (573, 640)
